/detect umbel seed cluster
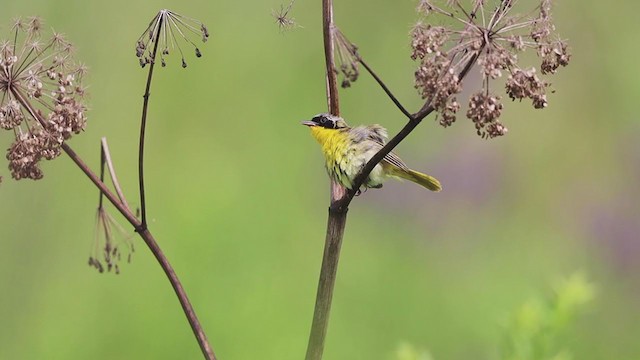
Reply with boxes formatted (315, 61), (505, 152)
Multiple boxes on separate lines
(0, 17), (87, 181)
(411, 0), (570, 138)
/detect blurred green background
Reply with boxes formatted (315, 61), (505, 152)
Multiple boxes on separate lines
(0, 0), (638, 359)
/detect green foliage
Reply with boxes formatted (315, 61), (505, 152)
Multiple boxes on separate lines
(501, 273), (595, 360)
(394, 342), (434, 360)
(394, 274), (594, 360)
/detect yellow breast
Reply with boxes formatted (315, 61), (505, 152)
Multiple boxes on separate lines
(309, 126), (387, 189)
(309, 127), (350, 166)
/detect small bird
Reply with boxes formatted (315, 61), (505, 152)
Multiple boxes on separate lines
(302, 113), (441, 192)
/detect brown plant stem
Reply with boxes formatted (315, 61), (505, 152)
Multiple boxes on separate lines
(305, 0), (348, 359)
(11, 87), (216, 360)
(305, 207), (347, 360)
(357, 57), (412, 119)
(65, 143), (216, 360)
(101, 137), (129, 208)
(322, 1), (339, 115)
(138, 14), (164, 231)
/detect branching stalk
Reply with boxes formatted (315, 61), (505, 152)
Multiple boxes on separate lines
(305, 13), (482, 358)
(10, 83), (216, 360)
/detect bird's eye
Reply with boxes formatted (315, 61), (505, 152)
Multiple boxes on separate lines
(319, 117), (326, 124)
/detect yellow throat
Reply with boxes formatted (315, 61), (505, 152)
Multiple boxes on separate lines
(309, 126), (349, 160)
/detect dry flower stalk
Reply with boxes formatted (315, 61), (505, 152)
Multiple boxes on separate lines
(88, 207), (135, 274)
(412, 0), (570, 138)
(1, 12), (216, 359)
(0, 17), (87, 179)
(332, 27), (359, 88)
(136, 9), (209, 68)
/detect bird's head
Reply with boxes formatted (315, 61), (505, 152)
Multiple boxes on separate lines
(301, 113), (348, 129)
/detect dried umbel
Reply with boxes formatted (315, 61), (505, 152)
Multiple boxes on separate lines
(273, 0), (299, 32)
(136, 10), (209, 68)
(89, 207), (134, 274)
(411, 0), (570, 138)
(332, 27), (360, 88)
(0, 17), (87, 180)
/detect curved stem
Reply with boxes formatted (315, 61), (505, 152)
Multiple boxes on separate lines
(138, 228), (216, 359)
(138, 13), (164, 230)
(11, 87), (216, 360)
(66, 143), (217, 360)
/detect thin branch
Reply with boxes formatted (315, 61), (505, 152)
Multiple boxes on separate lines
(10, 86), (216, 360)
(62, 142), (141, 231)
(66, 147), (216, 360)
(305, 0), (348, 359)
(101, 137), (130, 209)
(138, 14), (164, 230)
(98, 140), (106, 209)
(343, 52), (481, 207)
(357, 56), (412, 119)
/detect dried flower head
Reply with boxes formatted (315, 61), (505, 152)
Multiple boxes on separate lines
(136, 10), (209, 68)
(272, 0), (300, 32)
(88, 207), (134, 274)
(0, 16), (87, 180)
(412, 0), (570, 138)
(332, 27), (360, 88)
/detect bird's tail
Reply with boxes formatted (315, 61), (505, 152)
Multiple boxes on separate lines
(391, 168), (442, 192)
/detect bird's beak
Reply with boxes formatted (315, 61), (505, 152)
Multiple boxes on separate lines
(301, 120), (316, 127)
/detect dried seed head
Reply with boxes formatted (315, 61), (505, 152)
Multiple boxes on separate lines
(0, 100), (24, 130)
(7, 132), (44, 180)
(332, 27), (360, 88)
(414, 52), (462, 123)
(411, 0), (570, 138)
(467, 92), (506, 139)
(439, 97), (460, 127)
(89, 207), (134, 274)
(505, 67), (549, 109)
(540, 40), (570, 74)
(34, 129), (63, 160)
(136, 9), (208, 68)
(272, 0), (300, 32)
(0, 17), (87, 180)
(410, 23), (448, 60)
(480, 46), (516, 79)
(27, 17), (43, 36)
(417, 1), (435, 16)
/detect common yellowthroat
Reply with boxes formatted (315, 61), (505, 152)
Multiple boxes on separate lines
(302, 113), (442, 192)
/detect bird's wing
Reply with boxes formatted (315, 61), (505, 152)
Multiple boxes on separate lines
(382, 149), (409, 170)
(349, 124), (410, 170)
(364, 125), (410, 171)
(366, 125), (388, 142)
